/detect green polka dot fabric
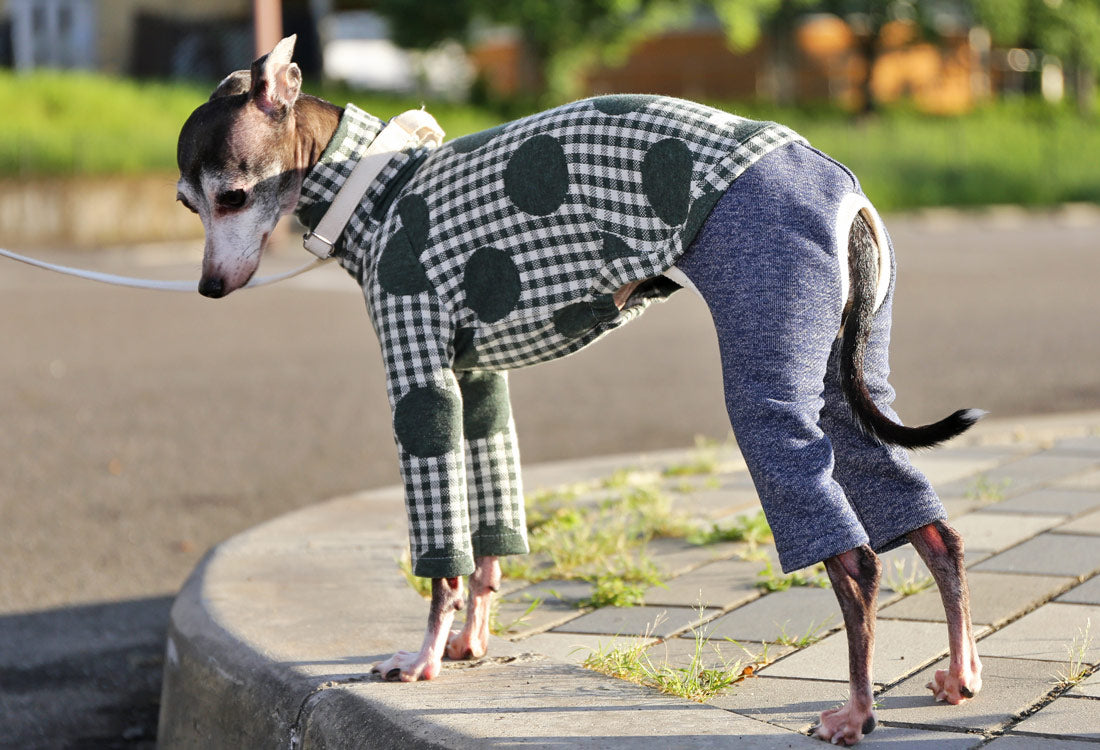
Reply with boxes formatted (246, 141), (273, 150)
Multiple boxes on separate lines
(296, 95), (804, 577)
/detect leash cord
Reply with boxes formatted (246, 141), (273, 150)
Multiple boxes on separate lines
(0, 246), (334, 292)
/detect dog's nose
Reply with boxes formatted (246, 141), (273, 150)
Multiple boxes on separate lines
(199, 276), (226, 298)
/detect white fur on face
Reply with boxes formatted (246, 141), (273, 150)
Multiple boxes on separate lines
(178, 161), (288, 294)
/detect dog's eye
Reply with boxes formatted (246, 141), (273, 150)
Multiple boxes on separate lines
(217, 189), (248, 209)
(177, 194), (198, 214)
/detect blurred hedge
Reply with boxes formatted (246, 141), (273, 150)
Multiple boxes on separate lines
(2, 70), (1097, 210)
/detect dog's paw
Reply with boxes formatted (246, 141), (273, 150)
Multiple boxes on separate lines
(926, 663), (982, 704)
(371, 649), (442, 682)
(445, 627), (489, 661)
(812, 702), (875, 746)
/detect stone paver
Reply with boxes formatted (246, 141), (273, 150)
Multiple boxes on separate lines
(1068, 670), (1100, 698)
(643, 554), (772, 609)
(697, 587), (839, 644)
(949, 511), (1066, 561)
(495, 579), (590, 637)
(909, 450), (1009, 486)
(645, 536), (743, 578)
(519, 632), (652, 665)
(879, 572), (1074, 626)
(1057, 469), (1100, 491)
(875, 655), (1057, 732)
(978, 454), (1100, 495)
(1010, 694), (1100, 740)
(1054, 509), (1100, 535)
(553, 605), (718, 639)
(761, 619), (959, 686)
(707, 675), (849, 732)
(1055, 574), (1100, 605)
(978, 602), (1100, 663)
(981, 488), (1100, 517)
(985, 735), (1100, 750)
(973, 533), (1100, 577)
(1052, 436), (1100, 456)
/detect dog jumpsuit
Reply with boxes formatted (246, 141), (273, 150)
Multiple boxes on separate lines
(295, 95), (947, 578)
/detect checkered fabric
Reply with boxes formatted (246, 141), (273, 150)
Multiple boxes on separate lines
(296, 95), (804, 578)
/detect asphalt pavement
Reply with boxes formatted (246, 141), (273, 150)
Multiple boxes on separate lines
(1, 206), (1098, 747)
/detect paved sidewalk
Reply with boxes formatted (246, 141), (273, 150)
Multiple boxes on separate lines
(158, 412), (1100, 748)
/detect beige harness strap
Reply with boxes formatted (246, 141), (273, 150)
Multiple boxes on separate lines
(303, 109), (444, 259)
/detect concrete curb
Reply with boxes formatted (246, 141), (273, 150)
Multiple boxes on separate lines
(156, 413), (1100, 749)
(156, 474), (819, 749)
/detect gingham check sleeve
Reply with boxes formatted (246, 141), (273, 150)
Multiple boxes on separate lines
(370, 288), (475, 579)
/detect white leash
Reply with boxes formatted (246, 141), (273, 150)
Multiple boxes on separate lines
(0, 246), (333, 292)
(0, 108), (444, 293)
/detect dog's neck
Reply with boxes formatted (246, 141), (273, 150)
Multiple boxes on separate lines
(292, 95), (344, 174)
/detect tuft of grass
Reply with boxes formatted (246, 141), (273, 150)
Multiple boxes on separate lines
(583, 609), (758, 702)
(756, 559), (830, 592)
(1053, 618), (1094, 688)
(582, 576), (650, 608)
(882, 558), (934, 596)
(965, 475), (1012, 504)
(689, 510), (772, 547)
(774, 617), (835, 648)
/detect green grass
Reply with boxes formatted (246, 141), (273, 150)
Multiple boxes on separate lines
(1053, 618), (1094, 688)
(0, 71), (500, 177)
(3, 69), (1098, 209)
(756, 559), (830, 592)
(582, 609), (758, 702)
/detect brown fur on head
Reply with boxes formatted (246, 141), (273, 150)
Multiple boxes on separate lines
(176, 35), (340, 298)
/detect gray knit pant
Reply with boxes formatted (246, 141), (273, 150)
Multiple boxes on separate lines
(676, 141), (946, 573)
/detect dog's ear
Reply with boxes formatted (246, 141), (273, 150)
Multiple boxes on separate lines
(210, 70), (251, 100)
(249, 34), (301, 118)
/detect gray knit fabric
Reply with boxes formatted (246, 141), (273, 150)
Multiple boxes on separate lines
(675, 141), (947, 572)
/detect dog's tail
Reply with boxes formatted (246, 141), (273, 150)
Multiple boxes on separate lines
(841, 211), (984, 449)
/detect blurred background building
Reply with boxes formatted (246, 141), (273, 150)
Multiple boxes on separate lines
(0, 0), (1084, 112)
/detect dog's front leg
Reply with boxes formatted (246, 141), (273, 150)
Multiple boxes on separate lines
(447, 555), (500, 660)
(373, 576), (464, 681)
(813, 545), (881, 746)
(908, 521), (982, 703)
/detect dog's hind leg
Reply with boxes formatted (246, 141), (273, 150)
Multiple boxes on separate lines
(813, 545), (881, 746)
(908, 521), (982, 703)
(447, 555), (500, 660)
(372, 576), (464, 681)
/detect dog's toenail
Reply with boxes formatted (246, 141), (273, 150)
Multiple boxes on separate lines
(861, 715), (876, 735)
(386, 668), (401, 681)
(960, 686), (974, 698)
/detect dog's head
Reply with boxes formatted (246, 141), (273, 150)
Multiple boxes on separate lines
(176, 36), (304, 297)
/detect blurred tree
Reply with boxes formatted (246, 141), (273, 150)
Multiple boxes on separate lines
(972, 0), (1099, 114)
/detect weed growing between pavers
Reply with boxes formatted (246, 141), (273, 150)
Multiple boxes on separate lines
(774, 617), (836, 648)
(755, 559), (831, 592)
(881, 557), (934, 595)
(965, 474), (1012, 504)
(582, 610), (761, 703)
(688, 511), (773, 547)
(397, 442), (776, 616)
(1053, 617), (1094, 688)
(398, 549), (433, 599)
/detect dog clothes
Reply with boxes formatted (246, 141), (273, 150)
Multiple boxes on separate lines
(296, 96), (944, 578)
(297, 96), (803, 577)
(675, 141), (948, 571)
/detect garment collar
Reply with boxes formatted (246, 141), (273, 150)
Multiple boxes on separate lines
(295, 103), (386, 241)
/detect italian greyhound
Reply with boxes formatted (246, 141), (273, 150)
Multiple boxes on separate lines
(176, 37), (982, 745)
